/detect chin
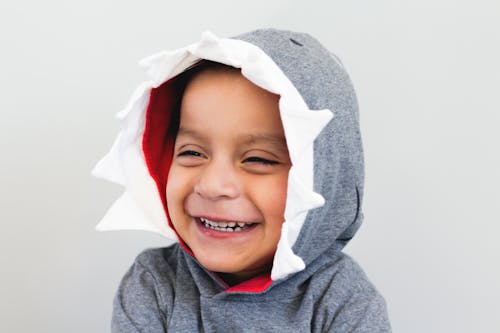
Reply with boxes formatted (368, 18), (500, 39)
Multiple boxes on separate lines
(197, 254), (244, 274)
(196, 250), (271, 277)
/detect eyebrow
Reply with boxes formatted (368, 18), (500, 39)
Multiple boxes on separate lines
(239, 133), (288, 152)
(176, 127), (288, 152)
(176, 127), (207, 142)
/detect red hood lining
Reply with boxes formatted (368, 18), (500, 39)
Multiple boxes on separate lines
(141, 69), (272, 294)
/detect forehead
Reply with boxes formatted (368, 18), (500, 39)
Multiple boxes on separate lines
(179, 67), (284, 138)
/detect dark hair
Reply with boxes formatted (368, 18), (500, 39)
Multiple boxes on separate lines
(176, 59), (238, 88)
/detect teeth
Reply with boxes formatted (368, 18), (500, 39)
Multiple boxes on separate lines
(199, 217), (253, 232)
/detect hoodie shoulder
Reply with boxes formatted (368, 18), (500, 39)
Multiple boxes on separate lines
(111, 246), (178, 333)
(310, 253), (392, 332)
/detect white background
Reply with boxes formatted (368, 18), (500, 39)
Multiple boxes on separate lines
(1, 1), (499, 332)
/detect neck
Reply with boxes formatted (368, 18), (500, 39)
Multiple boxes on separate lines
(217, 267), (271, 287)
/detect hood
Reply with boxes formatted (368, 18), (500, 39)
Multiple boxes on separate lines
(93, 29), (363, 284)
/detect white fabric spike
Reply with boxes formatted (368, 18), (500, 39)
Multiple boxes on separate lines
(139, 49), (200, 88)
(279, 107), (333, 164)
(271, 222), (306, 280)
(92, 83), (151, 185)
(95, 191), (178, 240)
(92, 131), (126, 186)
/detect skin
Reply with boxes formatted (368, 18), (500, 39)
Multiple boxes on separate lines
(166, 66), (291, 285)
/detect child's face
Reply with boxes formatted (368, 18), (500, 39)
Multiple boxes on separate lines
(166, 67), (291, 282)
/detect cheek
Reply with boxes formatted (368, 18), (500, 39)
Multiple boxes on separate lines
(246, 173), (289, 221)
(165, 167), (176, 207)
(165, 165), (192, 217)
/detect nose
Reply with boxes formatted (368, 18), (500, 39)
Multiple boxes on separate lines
(194, 158), (241, 200)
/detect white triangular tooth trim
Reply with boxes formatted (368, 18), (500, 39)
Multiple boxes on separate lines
(138, 50), (171, 70)
(141, 51), (200, 88)
(279, 107), (333, 163)
(116, 82), (152, 120)
(92, 132), (126, 186)
(271, 222), (306, 280)
(241, 61), (303, 101)
(117, 90), (150, 149)
(92, 88), (150, 188)
(95, 191), (178, 242)
(95, 84), (179, 241)
(285, 169), (326, 221)
(282, 169), (326, 249)
(188, 32), (242, 68)
(139, 47), (188, 82)
(119, 134), (178, 240)
(200, 30), (218, 43)
(93, 84), (152, 186)
(239, 48), (302, 99)
(240, 59), (296, 97)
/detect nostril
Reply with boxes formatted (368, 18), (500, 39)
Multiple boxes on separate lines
(289, 38), (303, 46)
(194, 168), (241, 200)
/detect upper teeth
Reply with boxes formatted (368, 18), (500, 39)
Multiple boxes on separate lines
(200, 218), (251, 228)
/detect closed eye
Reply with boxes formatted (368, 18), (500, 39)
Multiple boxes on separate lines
(177, 150), (205, 158)
(175, 149), (206, 167)
(243, 156), (279, 165)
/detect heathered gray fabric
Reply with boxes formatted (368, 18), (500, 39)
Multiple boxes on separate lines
(112, 29), (391, 332)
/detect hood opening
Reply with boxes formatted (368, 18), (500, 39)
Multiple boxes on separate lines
(141, 61), (273, 293)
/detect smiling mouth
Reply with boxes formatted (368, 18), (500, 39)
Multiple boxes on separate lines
(198, 217), (257, 232)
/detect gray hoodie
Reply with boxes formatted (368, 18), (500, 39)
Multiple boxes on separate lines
(94, 29), (391, 332)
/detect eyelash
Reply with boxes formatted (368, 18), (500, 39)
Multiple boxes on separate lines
(177, 150), (279, 165)
(178, 150), (204, 158)
(243, 156), (279, 165)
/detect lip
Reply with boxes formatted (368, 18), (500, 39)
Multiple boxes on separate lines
(193, 216), (258, 239)
(192, 214), (259, 224)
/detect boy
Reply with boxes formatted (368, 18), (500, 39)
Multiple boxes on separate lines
(94, 29), (391, 332)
